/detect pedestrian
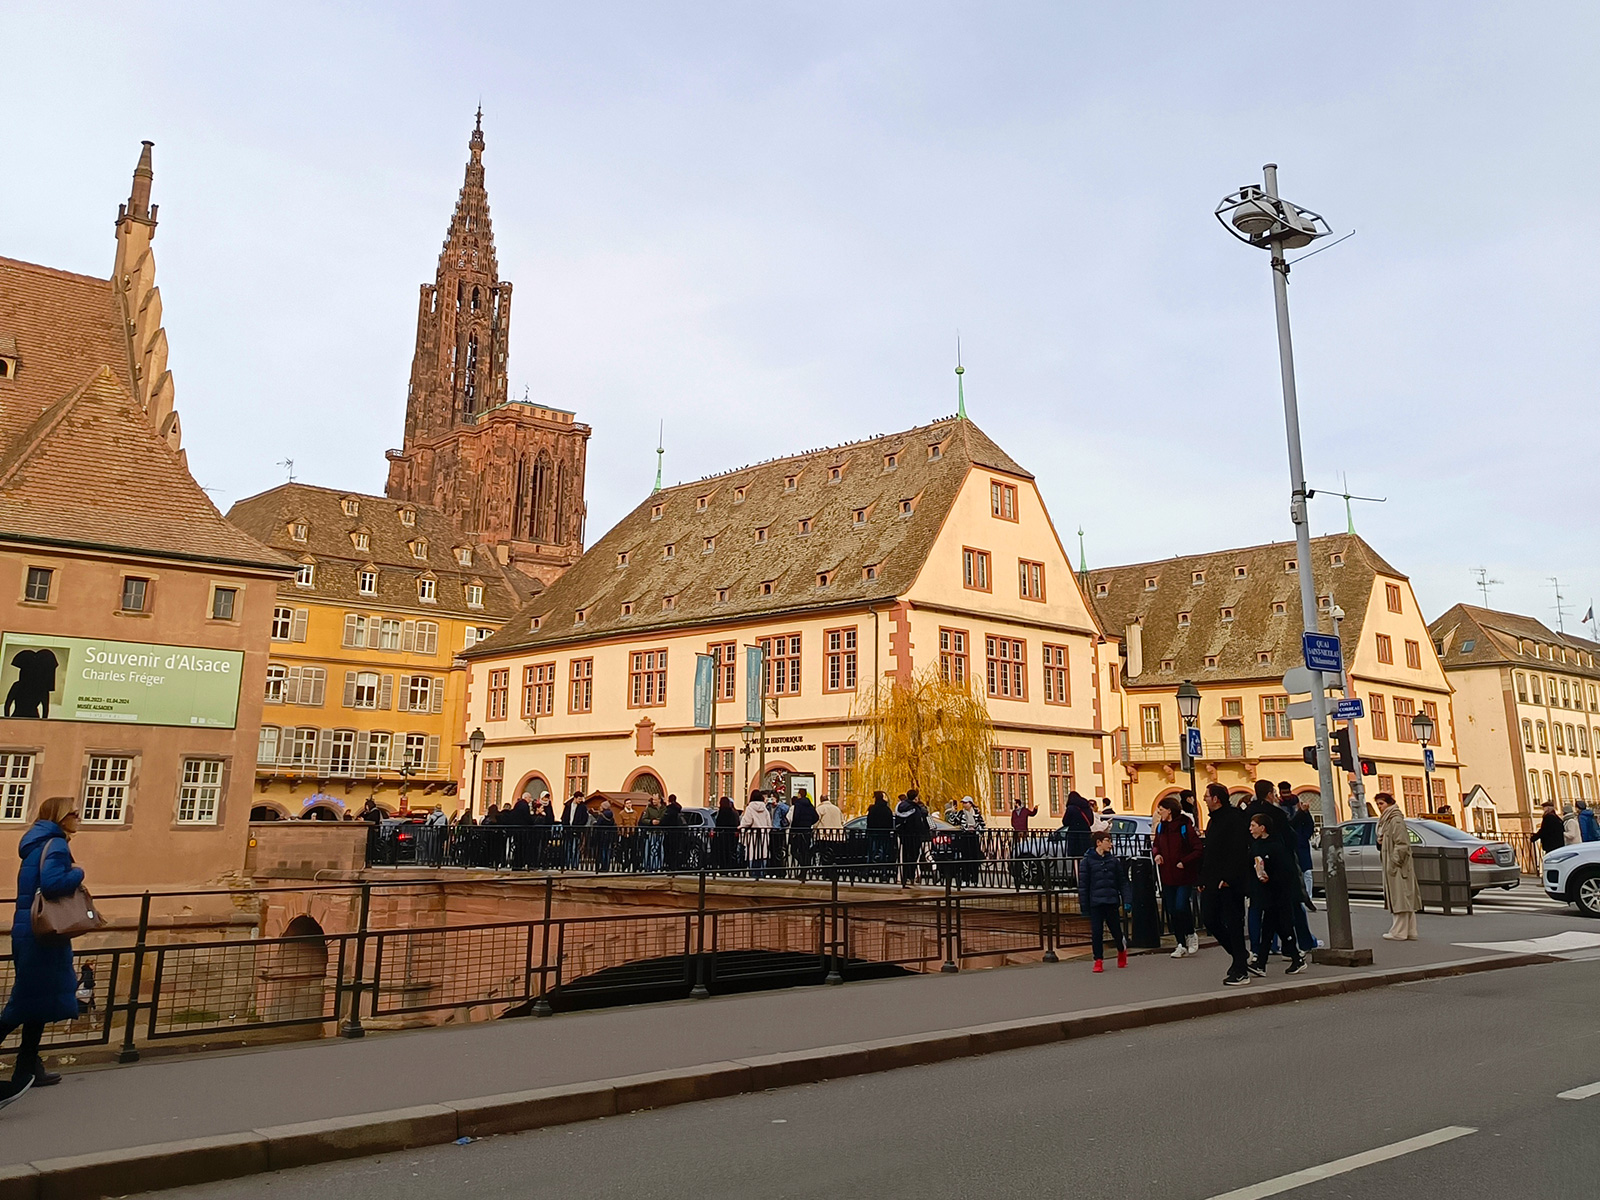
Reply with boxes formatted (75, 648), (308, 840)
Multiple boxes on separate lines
(1063, 790), (1095, 859)
(1537, 800), (1565, 858)
(947, 796), (986, 886)
(1578, 800), (1600, 843)
(640, 794), (667, 871)
(789, 789), (819, 877)
(530, 796), (556, 868)
(866, 791), (895, 879)
(1292, 794), (1318, 922)
(661, 794), (687, 870)
(1564, 806), (1582, 846)
(75, 960), (97, 1014)
(1248, 815), (1309, 975)
(1078, 829), (1130, 972)
(894, 791), (930, 887)
(713, 795), (740, 872)
(562, 793), (590, 868)
(1153, 795), (1201, 957)
(740, 790), (772, 879)
(0, 796), (87, 1109)
(591, 800), (618, 872)
(1199, 782), (1253, 986)
(815, 791), (844, 832)
(506, 793), (534, 869)
(358, 798), (383, 825)
(1374, 791), (1420, 941)
(1244, 779), (1300, 961)
(1010, 796), (1038, 846)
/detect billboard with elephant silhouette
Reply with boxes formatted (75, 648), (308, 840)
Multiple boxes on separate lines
(1, 632), (243, 728)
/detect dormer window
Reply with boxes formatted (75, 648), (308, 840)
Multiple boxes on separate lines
(411, 539), (428, 560)
(621, 601), (634, 617)
(927, 443), (942, 460)
(341, 498), (360, 517)
(883, 453), (898, 471)
(784, 474), (798, 492)
(862, 563), (879, 582)
(1284, 559), (1298, 573)
(797, 518), (812, 536)
(828, 465), (842, 483)
(663, 543), (676, 560)
(1204, 655), (1218, 669)
(1329, 552), (1344, 566)
(574, 607), (588, 625)
(1095, 582), (1108, 598)
(351, 531), (369, 552)
(456, 547), (473, 567)
(1273, 601), (1287, 615)
(662, 594), (677, 611)
(296, 562), (315, 588)
(817, 571), (831, 588)
(1161, 658), (1175, 672)
(1234, 565), (1248, 579)
(697, 494), (711, 512)
(650, 503), (664, 521)
(530, 615), (542, 631)
(617, 551), (630, 568)
(399, 508), (416, 528)
(1258, 651), (1273, 665)
(0, 342), (17, 379)
(1220, 607), (1235, 622)
(852, 507), (868, 526)
(290, 522), (308, 542)
(755, 526), (769, 544)
(733, 486), (747, 504)
(1178, 611), (1191, 628)
(1319, 595), (1332, 610)
(715, 587), (729, 604)
(1191, 570), (1205, 586)
(466, 584), (484, 608)
(1144, 576), (1158, 591)
(760, 580), (775, 597)
(899, 498), (914, 517)
(417, 577), (436, 603)
(703, 536), (716, 553)
(358, 569), (377, 596)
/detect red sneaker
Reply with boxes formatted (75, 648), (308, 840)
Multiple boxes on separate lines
(1092, 959), (1104, 973)
(1117, 949), (1128, 969)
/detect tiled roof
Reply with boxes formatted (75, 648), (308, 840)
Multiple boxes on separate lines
(1430, 603), (1600, 680)
(227, 483), (526, 618)
(1089, 533), (1403, 686)
(471, 417), (1031, 656)
(0, 367), (292, 570)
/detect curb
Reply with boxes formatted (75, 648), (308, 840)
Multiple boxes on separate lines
(0, 952), (1555, 1200)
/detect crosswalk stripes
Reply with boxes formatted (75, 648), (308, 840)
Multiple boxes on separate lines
(1346, 889), (1571, 914)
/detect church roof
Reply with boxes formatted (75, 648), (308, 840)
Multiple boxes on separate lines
(470, 416), (1031, 656)
(1429, 603), (1600, 680)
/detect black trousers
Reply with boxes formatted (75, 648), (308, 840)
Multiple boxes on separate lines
(898, 837), (924, 885)
(1201, 886), (1249, 977)
(1255, 892), (1301, 965)
(0, 1019), (44, 1080)
(1088, 903), (1126, 961)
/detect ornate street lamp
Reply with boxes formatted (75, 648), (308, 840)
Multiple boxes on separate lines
(1176, 680), (1201, 824)
(467, 727), (486, 816)
(1412, 711), (1436, 812)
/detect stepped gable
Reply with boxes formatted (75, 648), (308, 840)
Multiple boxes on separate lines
(473, 416), (1030, 656)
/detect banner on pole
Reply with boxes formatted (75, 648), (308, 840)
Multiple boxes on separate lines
(745, 646), (765, 724)
(693, 654), (714, 729)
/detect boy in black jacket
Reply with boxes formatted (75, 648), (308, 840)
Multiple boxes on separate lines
(1078, 829), (1130, 972)
(1249, 815), (1308, 976)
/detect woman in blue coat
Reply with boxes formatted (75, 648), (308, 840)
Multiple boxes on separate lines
(0, 795), (85, 1110)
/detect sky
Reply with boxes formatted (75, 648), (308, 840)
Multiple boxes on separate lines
(4, 2), (1598, 631)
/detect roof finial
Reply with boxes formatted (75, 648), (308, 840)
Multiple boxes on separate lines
(652, 422), (664, 495)
(1077, 526), (1088, 585)
(955, 334), (967, 421)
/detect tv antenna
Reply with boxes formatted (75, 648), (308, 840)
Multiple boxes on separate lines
(1551, 577), (1572, 634)
(1307, 473), (1385, 533)
(1471, 568), (1502, 607)
(277, 458), (296, 483)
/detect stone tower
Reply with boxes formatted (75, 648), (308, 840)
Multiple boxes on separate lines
(386, 111), (590, 586)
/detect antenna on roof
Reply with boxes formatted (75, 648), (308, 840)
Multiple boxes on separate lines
(277, 458), (296, 483)
(652, 423), (664, 495)
(1308, 474), (1383, 532)
(1471, 568), (1502, 607)
(955, 333), (967, 421)
(1551, 576), (1571, 634)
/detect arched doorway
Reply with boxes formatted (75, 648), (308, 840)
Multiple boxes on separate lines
(262, 915), (328, 1022)
(625, 769), (663, 796)
(513, 772), (551, 802)
(250, 803), (286, 822)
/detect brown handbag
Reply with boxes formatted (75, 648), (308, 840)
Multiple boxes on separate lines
(29, 840), (107, 940)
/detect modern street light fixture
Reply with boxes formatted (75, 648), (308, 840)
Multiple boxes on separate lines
(1217, 165), (1364, 964)
(1176, 680), (1201, 824)
(1412, 711), (1436, 813)
(467, 726), (486, 817)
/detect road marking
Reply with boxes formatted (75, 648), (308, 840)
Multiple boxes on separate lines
(1204, 1126), (1476, 1200)
(1558, 1081), (1600, 1101)
(1454, 931), (1600, 955)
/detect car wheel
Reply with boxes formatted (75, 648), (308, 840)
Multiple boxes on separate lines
(1500, 883), (1516, 890)
(1571, 870), (1600, 918)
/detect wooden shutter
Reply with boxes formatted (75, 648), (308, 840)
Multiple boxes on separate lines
(291, 608), (309, 642)
(308, 670), (326, 707)
(368, 615), (383, 649)
(431, 677), (444, 713)
(353, 731), (370, 778)
(425, 734), (440, 770)
(342, 671), (357, 708)
(401, 621), (417, 652)
(315, 728), (335, 772)
(342, 614), (359, 648)
(396, 676), (410, 713)
(379, 674), (393, 710)
(284, 666), (302, 705)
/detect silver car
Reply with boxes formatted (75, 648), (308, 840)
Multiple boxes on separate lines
(1313, 818), (1519, 896)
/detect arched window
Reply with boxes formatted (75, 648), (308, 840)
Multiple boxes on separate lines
(1545, 771), (1556, 799)
(462, 334), (479, 413)
(1559, 772), (1572, 801)
(471, 286), (480, 311)
(1522, 719), (1534, 750)
(1529, 770), (1541, 801)
(1537, 721), (1549, 752)
(528, 452), (551, 542)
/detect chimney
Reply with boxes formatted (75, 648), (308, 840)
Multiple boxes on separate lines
(1125, 620), (1144, 678)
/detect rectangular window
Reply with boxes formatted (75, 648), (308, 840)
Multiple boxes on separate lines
(1047, 751), (1074, 817)
(418, 578), (436, 603)
(342, 613), (369, 648)
(1376, 773), (1395, 799)
(824, 742), (857, 803)
(82, 755), (132, 823)
(522, 663), (555, 717)
(1386, 583), (1403, 613)
(366, 731), (391, 770)
(210, 588), (236, 621)
(466, 584), (484, 608)
(990, 746), (1031, 815)
(1394, 696), (1417, 742)
(482, 759), (504, 810)
(287, 727), (318, 768)
(704, 747), (735, 804)
(825, 627), (858, 693)
(24, 567), (52, 603)
(1376, 634), (1393, 665)
(565, 754), (590, 799)
(271, 606), (293, 640)
(403, 733), (428, 769)
(1515, 672), (1527, 702)
(257, 726), (280, 766)
(990, 481), (1018, 521)
(176, 758), (222, 824)
(1260, 695), (1293, 740)
(121, 577), (148, 612)
(406, 675), (433, 712)
(962, 548), (991, 592)
(630, 649), (668, 707)
(709, 643), (736, 702)
(328, 729), (356, 776)
(1018, 559), (1045, 601)
(414, 622), (439, 655)
(1431, 778), (1447, 808)
(985, 635), (1027, 700)
(1421, 700), (1440, 745)
(264, 664), (287, 704)
(940, 628), (968, 685)
(377, 619), (401, 651)
(1141, 704), (1163, 746)
(1401, 775), (1425, 816)
(1522, 719), (1534, 751)
(349, 671), (379, 709)
(487, 669), (510, 721)
(1404, 639), (1421, 670)
(1531, 675), (1543, 703)
(359, 570), (377, 596)
(1041, 644), (1069, 705)
(570, 658), (594, 713)
(760, 635), (802, 696)
(0, 753), (35, 823)
(1369, 694), (1389, 740)
(296, 563), (315, 587)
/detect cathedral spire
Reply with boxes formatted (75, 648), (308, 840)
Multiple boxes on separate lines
(439, 109), (498, 280)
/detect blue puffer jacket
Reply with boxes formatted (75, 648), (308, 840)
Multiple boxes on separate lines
(2, 821), (84, 1024)
(1077, 846), (1129, 911)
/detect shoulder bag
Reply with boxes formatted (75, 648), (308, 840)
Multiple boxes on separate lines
(30, 839), (107, 940)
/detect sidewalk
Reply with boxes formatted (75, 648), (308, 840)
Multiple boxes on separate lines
(0, 903), (1581, 1179)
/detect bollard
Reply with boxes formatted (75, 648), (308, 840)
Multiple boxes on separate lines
(1128, 857), (1161, 949)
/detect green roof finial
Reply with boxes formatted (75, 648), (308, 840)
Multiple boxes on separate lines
(1342, 471), (1355, 534)
(1077, 526), (1088, 584)
(955, 334), (967, 421)
(652, 422), (664, 495)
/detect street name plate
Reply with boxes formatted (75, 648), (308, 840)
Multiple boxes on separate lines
(1302, 632), (1342, 673)
(1336, 697), (1365, 720)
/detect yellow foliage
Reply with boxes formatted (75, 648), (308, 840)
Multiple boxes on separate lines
(844, 667), (995, 817)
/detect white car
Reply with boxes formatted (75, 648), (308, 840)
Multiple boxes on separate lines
(1541, 843), (1600, 917)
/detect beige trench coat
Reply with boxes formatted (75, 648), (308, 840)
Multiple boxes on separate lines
(1377, 804), (1421, 914)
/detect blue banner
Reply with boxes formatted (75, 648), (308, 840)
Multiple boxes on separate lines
(746, 645), (764, 724)
(693, 654), (714, 729)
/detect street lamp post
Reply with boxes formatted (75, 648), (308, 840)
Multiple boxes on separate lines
(1176, 680), (1201, 824)
(741, 723), (756, 800)
(467, 727), (485, 817)
(1412, 711), (1436, 815)
(1218, 165), (1363, 963)
(1331, 602), (1369, 819)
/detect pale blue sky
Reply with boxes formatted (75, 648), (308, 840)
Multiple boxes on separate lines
(5, 3), (1597, 629)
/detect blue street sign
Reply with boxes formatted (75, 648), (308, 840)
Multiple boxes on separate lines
(1424, 748), (1435, 772)
(1302, 632), (1343, 673)
(1336, 697), (1365, 721)
(1186, 727), (1203, 757)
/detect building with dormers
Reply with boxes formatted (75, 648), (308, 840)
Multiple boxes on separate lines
(459, 416), (1118, 822)
(227, 485), (526, 818)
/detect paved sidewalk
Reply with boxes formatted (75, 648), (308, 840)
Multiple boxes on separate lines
(0, 902), (1581, 1168)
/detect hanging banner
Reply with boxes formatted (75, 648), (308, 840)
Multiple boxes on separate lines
(0, 632), (244, 728)
(745, 645), (765, 724)
(693, 654), (715, 730)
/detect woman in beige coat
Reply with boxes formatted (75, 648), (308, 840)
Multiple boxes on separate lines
(1375, 792), (1420, 940)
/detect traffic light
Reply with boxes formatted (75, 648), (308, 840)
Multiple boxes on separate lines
(1301, 745), (1318, 767)
(1358, 757), (1378, 777)
(1331, 726), (1355, 772)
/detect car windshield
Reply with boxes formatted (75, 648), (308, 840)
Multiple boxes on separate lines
(1412, 819), (1479, 843)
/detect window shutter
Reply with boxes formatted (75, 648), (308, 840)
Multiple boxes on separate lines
(353, 731), (370, 778)
(402, 621), (416, 652)
(342, 614), (358, 648)
(396, 676), (410, 713)
(425, 734), (440, 770)
(368, 615), (383, 648)
(342, 671), (357, 708)
(315, 728), (335, 772)
(284, 666), (302, 705)
(291, 608), (309, 642)
(379, 674), (393, 710)
(308, 671), (326, 707)
(431, 677), (444, 713)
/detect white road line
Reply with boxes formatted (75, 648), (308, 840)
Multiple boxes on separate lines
(1557, 1081), (1600, 1101)
(1204, 1126), (1477, 1200)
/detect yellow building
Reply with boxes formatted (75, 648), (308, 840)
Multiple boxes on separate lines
(227, 485), (526, 818)
(1091, 534), (1462, 820)
(461, 417), (1117, 825)
(1429, 604), (1600, 834)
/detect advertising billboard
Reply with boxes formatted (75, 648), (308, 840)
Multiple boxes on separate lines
(1, 632), (244, 729)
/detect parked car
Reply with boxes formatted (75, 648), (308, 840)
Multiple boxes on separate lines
(376, 816), (426, 864)
(1540, 842), (1600, 916)
(1312, 818), (1518, 896)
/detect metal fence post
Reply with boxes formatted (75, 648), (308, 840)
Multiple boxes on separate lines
(941, 874), (959, 973)
(116, 891), (151, 1063)
(1042, 869), (1059, 963)
(533, 874), (555, 1017)
(340, 884), (371, 1038)
(825, 866), (843, 985)
(690, 869), (710, 999)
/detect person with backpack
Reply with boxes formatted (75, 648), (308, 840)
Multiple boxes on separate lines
(894, 791), (930, 887)
(1078, 829), (1131, 972)
(1153, 795), (1202, 957)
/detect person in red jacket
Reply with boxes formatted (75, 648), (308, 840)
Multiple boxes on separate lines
(1153, 794), (1203, 957)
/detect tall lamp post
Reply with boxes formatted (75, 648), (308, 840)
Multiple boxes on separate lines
(1218, 165), (1363, 963)
(1331, 602), (1369, 819)
(1176, 680), (1201, 824)
(1412, 711), (1436, 815)
(466, 727), (485, 817)
(740, 723), (757, 800)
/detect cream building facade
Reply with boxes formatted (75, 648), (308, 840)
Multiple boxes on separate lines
(461, 418), (1116, 824)
(1430, 604), (1600, 834)
(1091, 534), (1462, 820)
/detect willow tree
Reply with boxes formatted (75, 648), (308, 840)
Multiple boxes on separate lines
(845, 667), (995, 816)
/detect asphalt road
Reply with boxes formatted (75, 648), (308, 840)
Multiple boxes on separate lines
(142, 955), (1600, 1200)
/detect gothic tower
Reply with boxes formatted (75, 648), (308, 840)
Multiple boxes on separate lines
(386, 111), (590, 586)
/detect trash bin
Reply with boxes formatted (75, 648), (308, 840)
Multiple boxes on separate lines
(1128, 857), (1161, 948)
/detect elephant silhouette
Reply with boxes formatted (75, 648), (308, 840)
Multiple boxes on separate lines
(4, 648), (59, 718)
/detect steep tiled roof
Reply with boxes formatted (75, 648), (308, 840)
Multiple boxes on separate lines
(227, 483), (526, 618)
(1089, 533), (1403, 686)
(0, 367), (291, 569)
(472, 417), (1030, 656)
(1430, 603), (1600, 680)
